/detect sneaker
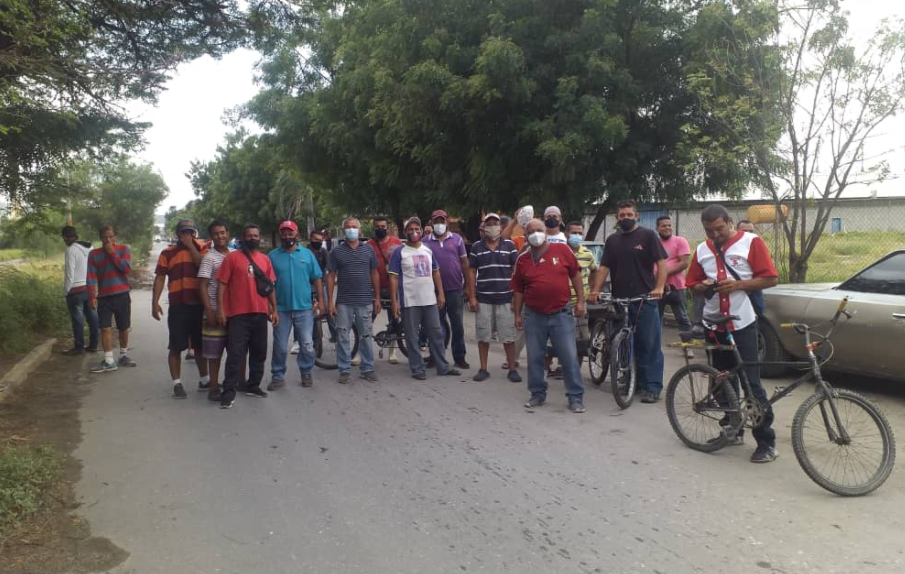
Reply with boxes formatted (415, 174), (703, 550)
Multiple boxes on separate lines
(412, 372), (427, 381)
(640, 391), (660, 404)
(351, 356), (362, 367)
(472, 369), (490, 382)
(455, 360), (470, 370)
(267, 379), (285, 391)
(750, 446), (778, 463)
(507, 370), (523, 383)
(172, 383), (187, 399)
(62, 347), (85, 356)
(197, 381), (210, 392)
(207, 388), (222, 402)
(524, 395), (546, 409)
(118, 355), (137, 368)
(86, 347), (99, 353)
(185, 351), (195, 362)
(388, 349), (399, 365)
(441, 368), (461, 376)
(569, 400), (586, 414)
(300, 374), (313, 387)
(90, 359), (118, 373)
(245, 386), (269, 398)
(290, 342), (300, 355)
(220, 391), (235, 409)
(338, 372), (351, 384)
(360, 371), (378, 383)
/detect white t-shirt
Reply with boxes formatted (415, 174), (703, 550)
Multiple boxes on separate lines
(197, 248), (232, 312)
(388, 243), (439, 308)
(547, 232), (567, 244)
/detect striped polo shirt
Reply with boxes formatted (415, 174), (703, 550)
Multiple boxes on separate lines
(87, 244), (132, 299)
(569, 244), (598, 304)
(327, 241), (378, 306)
(155, 240), (209, 305)
(468, 239), (518, 304)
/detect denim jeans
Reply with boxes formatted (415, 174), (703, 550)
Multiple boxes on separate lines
(272, 309), (315, 380)
(658, 288), (693, 332)
(438, 289), (466, 363)
(523, 306), (584, 402)
(336, 304), (374, 373)
(629, 300), (664, 395)
(66, 291), (99, 350)
(402, 305), (450, 375)
(711, 322), (776, 448)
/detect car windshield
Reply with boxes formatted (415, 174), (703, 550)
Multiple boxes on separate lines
(838, 252), (905, 296)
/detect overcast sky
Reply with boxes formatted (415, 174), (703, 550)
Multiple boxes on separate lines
(130, 3), (905, 214)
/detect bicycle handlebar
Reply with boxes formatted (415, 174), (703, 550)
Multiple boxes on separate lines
(594, 293), (653, 303)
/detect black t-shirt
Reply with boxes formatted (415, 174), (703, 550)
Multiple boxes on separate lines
(601, 226), (668, 298)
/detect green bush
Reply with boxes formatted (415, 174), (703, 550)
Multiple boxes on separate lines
(0, 445), (62, 535)
(0, 264), (70, 356)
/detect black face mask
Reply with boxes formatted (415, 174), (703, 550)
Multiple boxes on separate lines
(281, 238), (297, 248)
(544, 217), (560, 229)
(617, 219), (636, 232)
(309, 241), (323, 251)
(375, 228), (388, 240)
(244, 239), (261, 250)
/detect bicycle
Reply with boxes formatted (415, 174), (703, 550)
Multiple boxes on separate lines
(587, 293), (653, 409)
(312, 312), (359, 370)
(665, 297), (896, 496)
(373, 299), (450, 360)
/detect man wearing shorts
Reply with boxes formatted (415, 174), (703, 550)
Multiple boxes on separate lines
(468, 213), (521, 383)
(198, 220), (232, 402)
(87, 225), (137, 373)
(152, 219), (210, 399)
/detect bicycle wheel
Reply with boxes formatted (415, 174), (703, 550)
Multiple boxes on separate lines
(791, 388), (896, 496)
(588, 322), (608, 386)
(666, 363), (741, 453)
(314, 317), (359, 370)
(609, 331), (636, 409)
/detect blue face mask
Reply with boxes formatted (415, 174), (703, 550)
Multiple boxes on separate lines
(344, 228), (360, 241)
(568, 234), (582, 247)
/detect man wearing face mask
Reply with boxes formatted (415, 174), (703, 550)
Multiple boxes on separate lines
(588, 200), (669, 403)
(266, 221), (323, 391)
(327, 217), (381, 384)
(566, 220), (597, 349)
(388, 217), (461, 380)
(424, 210), (473, 370)
(542, 206), (568, 243)
(366, 216), (403, 364)
(468, 213), (521, 383)
(511, 219), (587, 413)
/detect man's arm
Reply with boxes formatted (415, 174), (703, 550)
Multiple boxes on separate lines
(111, 246), (132, 275)
(433, 269), (446, 309)
(268, 290), (279, 326)
(217, 280), (228, 326)
(587, 265), (610, 303)
(667, 254), (690, 276)
(370, 267), (382, 315)
(569, 271), (585, 317)
(513, 291), (524, 330)
(715, 276), (778, 294)
(182, 236), (203, 266)
(326, 272), (337, 316)
(86, 256), (98, 308)
(151, 275), (166, 320)
(199, 277), (217, 327)
(652, 258), (668, 298)
(389, 274), (401, 319)
(459, 255), (473, 299)
(501, 212), (519, 240)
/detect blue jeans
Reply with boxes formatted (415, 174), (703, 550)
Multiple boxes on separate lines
(523, 306), (584, 402)
(402, 305), (450, 375)
(336, 304), (374, 373)
(438, 289), (466, 363)
(271, 310), (315, 380)
(630, 300), (664, 394)
(66, 291), (99, 350)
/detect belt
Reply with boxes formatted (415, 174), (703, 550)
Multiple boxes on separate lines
(528, 305), (571, 316)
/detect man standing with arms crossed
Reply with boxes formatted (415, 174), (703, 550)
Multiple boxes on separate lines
(425, 210), (472, 370)
(152, 219), (209, 399)
(588, 200), (668, 403)
(367, 216), (403, 365)
(267, 220), (323, 390)
(87, 225), (137, 373)
(198, 220), (231, 402)
(61, 226), (99, 355)
(216, 224), (278, 409)
(327, 217), (381, 384)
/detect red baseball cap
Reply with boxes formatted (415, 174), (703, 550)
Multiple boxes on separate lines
(279, 220), (299, 232)
(430, 209), (449, 221)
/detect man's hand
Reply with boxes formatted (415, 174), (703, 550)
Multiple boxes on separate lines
(373, 298), (382, 316)
(587, 292), (600, 304)
(515, 313), (523, 331)
(313, 301), (323, 318)
(574, 302), (586, 318)
(714, 279), (740, 294)
(152, 302), (164, 321)
(692, 278), (715, 294)
(206, 312), (218, 330)
(468, 297), (478, 312)
(180, 233), (195, 249)
(650, 287), (664, 300)
(438, 293), (446, 309)
(329, 302), (337, 318)
(392, 301), (401, 320)
(269, 309), (279, 326)
(217, 309), (227, 327)
(103, 240), (115, 255)
(89, 298), (97, 310)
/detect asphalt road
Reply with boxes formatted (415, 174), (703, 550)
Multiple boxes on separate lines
(71, 274), (905, 573)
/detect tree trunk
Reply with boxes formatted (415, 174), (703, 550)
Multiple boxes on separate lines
(585, 203), (609, 241)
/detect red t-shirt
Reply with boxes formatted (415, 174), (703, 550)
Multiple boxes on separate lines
(510, 243), (580, 314)
(216, 250), (276, 317)
(367, 236), (403, 292)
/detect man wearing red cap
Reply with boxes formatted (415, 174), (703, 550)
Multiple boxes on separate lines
(424, 209), (473, 370)
(267, 220), (324, 390)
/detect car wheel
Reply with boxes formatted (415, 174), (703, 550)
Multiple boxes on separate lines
(759, 321), (789, 378)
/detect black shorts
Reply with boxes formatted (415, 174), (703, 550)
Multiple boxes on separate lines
(98, 292), (132, 330)
(168, 304), (204, 352)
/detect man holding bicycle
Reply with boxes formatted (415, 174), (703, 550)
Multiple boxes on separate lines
(588, 200), (668, 404)
(367, 216), (403, 365)
(686, 204), (779, 463)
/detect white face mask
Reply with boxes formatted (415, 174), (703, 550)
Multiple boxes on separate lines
(484, 225), (501, 240)
(433, 223), (447, 236)
(527, 231), (547, 247)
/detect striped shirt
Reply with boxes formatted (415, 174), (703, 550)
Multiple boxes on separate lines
(327, 241), (378, 306)
(87, 244), (132, 299)
(569, 245), (598, 304)
(197, 248), (231, 312)
(469, 239), (518, 304)
(155, 240), (209, 305)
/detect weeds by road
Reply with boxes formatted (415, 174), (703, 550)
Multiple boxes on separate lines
(0, 260), (69, 357)
(0, 446), (61, 537)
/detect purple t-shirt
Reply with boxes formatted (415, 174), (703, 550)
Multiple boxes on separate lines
(424, 232), (467, 292)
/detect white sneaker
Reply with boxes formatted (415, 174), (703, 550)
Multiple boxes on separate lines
(290, 342), (300, 355)
(389, 348), (399, 365)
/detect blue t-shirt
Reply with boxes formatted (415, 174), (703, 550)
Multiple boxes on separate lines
(327, 241), (378, 306)
(268, 246), (323, 312)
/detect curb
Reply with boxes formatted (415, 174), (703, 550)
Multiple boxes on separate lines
(0, 338), (56, 404)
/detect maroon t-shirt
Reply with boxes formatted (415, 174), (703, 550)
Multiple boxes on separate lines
(510, 243), (579, 314)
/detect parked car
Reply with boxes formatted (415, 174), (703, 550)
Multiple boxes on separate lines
(760, 248), (905, 382)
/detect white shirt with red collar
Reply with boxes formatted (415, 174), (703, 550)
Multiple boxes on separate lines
(686, 231), (777, 331)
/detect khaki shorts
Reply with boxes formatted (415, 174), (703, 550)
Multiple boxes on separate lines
(476, 302), (516, 343)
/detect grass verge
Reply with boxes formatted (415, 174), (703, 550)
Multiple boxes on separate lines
(0, 260), (70, 356)
(0, 445), (62, 538)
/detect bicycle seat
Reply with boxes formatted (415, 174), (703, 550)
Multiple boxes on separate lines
(704, 314), (740, 326)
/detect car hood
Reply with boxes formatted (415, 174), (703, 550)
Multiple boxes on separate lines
(766, 282), (840, 295)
